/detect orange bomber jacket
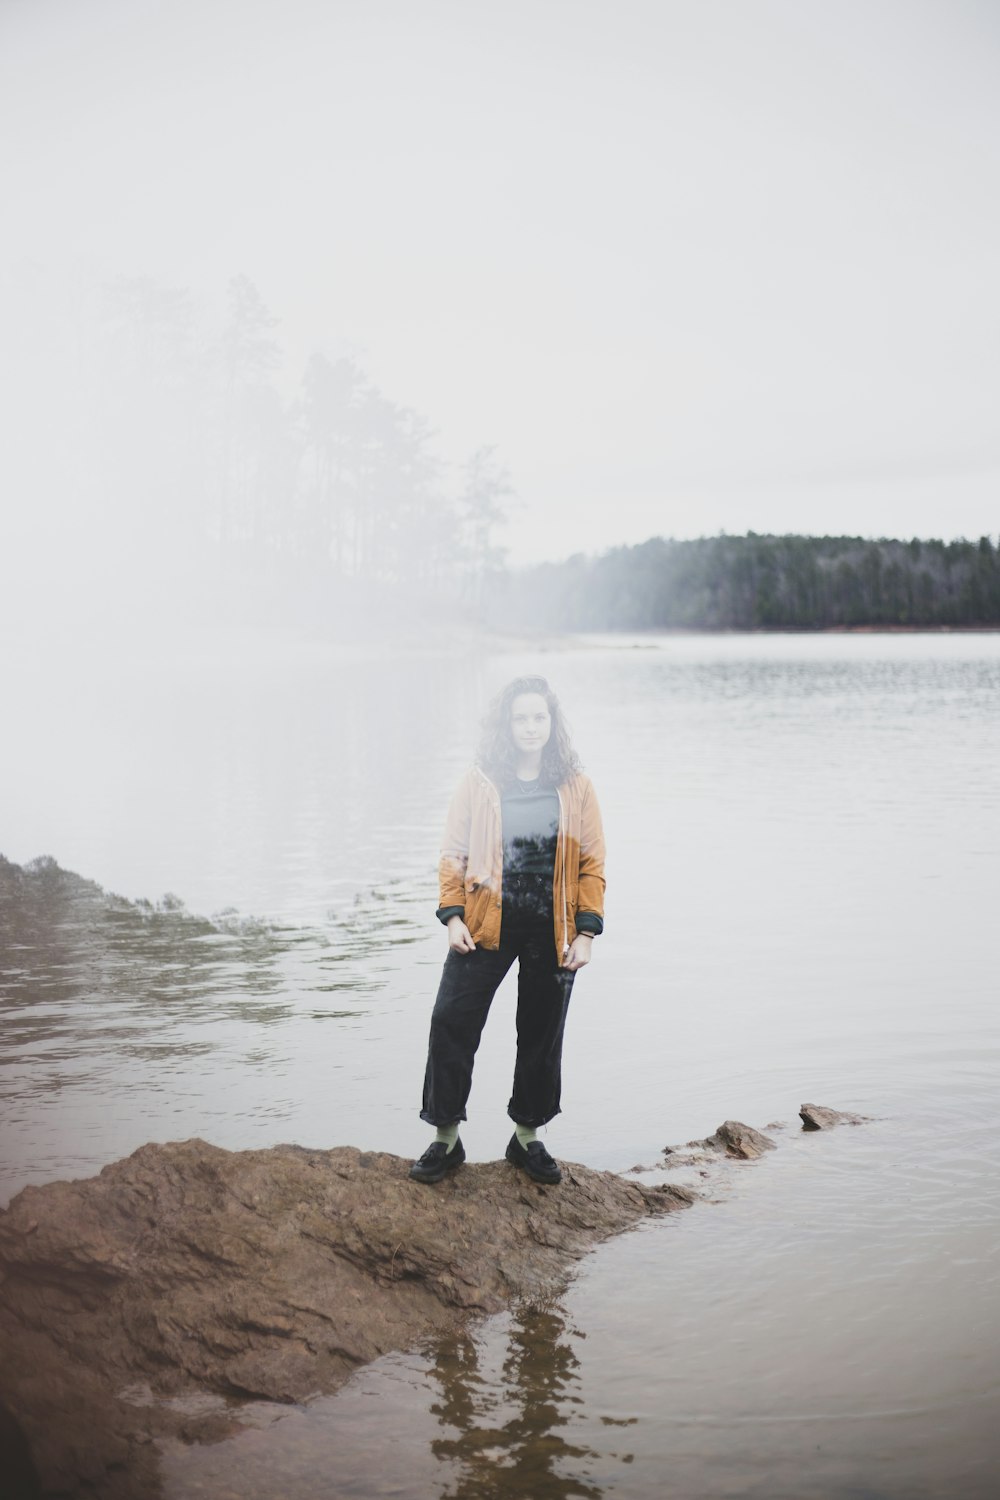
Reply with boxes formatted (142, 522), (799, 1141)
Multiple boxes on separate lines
(436, 766), (607, 963)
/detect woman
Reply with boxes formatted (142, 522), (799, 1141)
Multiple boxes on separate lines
(410, 675), (606, 1187)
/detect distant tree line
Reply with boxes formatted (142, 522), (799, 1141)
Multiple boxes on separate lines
(12, 263), (998, 635)
(485, 532), (1000, 631)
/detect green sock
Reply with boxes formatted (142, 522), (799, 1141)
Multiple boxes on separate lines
(514, 1124), (538, 1147)
(434, 1123), (459, 1149)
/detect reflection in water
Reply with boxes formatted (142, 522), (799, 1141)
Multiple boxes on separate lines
(0, 853), (425, 1040)
(5, 636), (1000, 1498)
(428, 1303), (607, 1500)
(0, 851), (430, 1201)
(160, 1301), (636, 1500)
(1, 854), (291, 1037)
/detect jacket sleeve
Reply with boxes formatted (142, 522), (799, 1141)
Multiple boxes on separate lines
(576, 776), (606, 930)
(436, 771), (473, 919)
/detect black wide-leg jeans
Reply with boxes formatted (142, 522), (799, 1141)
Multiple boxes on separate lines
(419, 911), (575, 1129)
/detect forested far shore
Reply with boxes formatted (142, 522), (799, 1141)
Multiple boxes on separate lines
(11, 267), (999, 641)
(483, 532), (1000, 632)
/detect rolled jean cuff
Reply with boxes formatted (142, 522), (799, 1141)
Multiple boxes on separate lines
(420, 1108), (467, 1126)
(507, 1105), (562, 1129)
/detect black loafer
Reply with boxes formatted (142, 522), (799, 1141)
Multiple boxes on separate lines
(409, 1137), (466, 1184)
(505, 1133), (562, 1185)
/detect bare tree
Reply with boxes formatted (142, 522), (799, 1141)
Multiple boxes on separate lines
(458, 445), (511, 607)
(218, 275), (281, 547)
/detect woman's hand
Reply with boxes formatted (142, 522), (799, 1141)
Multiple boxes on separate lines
(447, 916), (477, 953)
(562, 934), (593, 971)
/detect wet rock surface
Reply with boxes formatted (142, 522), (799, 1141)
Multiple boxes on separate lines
(689, 1119), (778, 1159)
(645, 1116), (781, 1170)
(0, 1139), (694, 1499)
(629, 1103), (869, 1176)
(799, 1102), (873, 1129)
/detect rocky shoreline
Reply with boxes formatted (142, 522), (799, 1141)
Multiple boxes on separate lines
(0, 1105), (867, 1499)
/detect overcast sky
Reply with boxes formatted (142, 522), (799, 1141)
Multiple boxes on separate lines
(2, 0), (999, 565)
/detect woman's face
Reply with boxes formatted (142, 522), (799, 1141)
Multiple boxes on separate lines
(509, 692), (552, 756)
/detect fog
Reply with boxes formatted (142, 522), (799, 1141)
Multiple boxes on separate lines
(3, 11), (1000, 1492)
(2, 0), (999, 647)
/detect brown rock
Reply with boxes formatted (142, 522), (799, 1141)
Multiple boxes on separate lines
(0, 1400), (41, 1500)
(0, 1139), (694, 1498)
(684, 1119), (777, 1159)
(799, 1103), (872, 1130)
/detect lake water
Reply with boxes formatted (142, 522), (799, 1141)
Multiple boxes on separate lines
(2, 630), (999, 1498)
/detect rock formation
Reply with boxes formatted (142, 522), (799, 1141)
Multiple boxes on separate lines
(799, 1102), (872, 1129)
(0, 1106), (870, 1497)
(0, 1138), (694, 1499)
(689, 1119), (777, 1158)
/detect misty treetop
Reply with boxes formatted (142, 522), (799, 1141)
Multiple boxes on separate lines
(486, 532), (1000, 631)
(12, 261), (998, 635)
(16, 263), (508, 622)
(128, 270), (508, 590)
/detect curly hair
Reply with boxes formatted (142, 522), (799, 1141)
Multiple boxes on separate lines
(475, 675), (582, 787)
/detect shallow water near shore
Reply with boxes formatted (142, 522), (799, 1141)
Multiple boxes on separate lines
(2, 631), (999, 1497)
